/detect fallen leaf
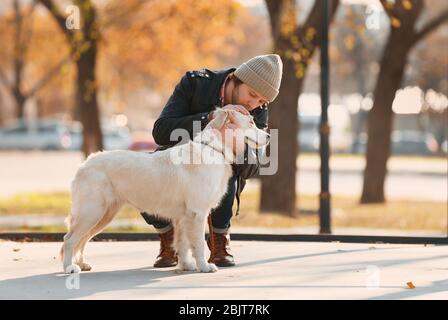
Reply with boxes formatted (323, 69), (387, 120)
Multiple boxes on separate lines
(406, 282), (416, 289)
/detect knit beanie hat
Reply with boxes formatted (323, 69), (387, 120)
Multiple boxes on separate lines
(234, 54), (283, 102)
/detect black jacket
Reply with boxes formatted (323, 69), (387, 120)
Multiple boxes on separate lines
(152, 68), (269, 181)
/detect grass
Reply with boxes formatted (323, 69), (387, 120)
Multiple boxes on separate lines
(0, 192), (72, 215)
(238, 191), (447, 232)
(0, 191), (446, 233)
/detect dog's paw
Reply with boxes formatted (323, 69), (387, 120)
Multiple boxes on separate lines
(78, 262), (92, 272)
(198, 263), (218, 273)
(64, 264), (81, 274)
(177, 260), (196, 272)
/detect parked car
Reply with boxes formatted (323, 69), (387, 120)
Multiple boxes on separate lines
(298, 114), (352, 153)
(105, 126), (132, 150)
(68, 122), (132, 151)
(441, 140), (447, 154)
(298, 115), (320, 152)
(392, 131), (438, 155)
(129, 131), (159, 152)
(354, 130), (439, 155)
(0, 120), (72, 150)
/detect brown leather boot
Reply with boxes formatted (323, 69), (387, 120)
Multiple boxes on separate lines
(207, 216), (235, 267)
(153, 228), (178, 268)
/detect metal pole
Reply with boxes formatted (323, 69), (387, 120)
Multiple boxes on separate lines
(319, 0), (331, 234)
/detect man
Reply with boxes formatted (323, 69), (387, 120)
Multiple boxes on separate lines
(141, 54), (283, 268)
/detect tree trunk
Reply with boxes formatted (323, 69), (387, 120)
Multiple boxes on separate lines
(351, 31), (369, 153)
(12, 88), (26, 119)
(361, 31), (413, 203)
(77, 44), (103, 157)
(77, 1), (103, 157)
(360, 0), (440, 203)
(38, 0), (103, 158)
(261, 0), (340, 215)
(260, 58), (302, 215)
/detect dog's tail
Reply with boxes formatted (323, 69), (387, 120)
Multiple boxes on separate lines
(60, 212), (74, 260)
(60, 175), (79, 261)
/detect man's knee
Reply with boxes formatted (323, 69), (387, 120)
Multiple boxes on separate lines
(141, 212), (171, 229)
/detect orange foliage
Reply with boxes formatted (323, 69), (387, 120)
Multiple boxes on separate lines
(99, 0), (251, 96)
(0, 2), (75, 119)
(0, 0), (264, 118)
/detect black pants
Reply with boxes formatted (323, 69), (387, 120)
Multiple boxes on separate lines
(140, 175), (237, 230)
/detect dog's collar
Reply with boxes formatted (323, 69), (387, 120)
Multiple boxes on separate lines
(200, 141), (234, 164)
(200, 140), (225, 157)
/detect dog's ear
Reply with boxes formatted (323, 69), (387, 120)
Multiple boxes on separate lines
(209, 109), (229, 130)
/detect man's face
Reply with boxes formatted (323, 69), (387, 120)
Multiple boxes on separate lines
(231, 82), (268, 112)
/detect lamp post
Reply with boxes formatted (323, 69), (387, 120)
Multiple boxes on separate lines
(319, 0), (331, 234)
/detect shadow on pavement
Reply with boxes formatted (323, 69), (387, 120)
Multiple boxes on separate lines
(0, 267), (183, 299)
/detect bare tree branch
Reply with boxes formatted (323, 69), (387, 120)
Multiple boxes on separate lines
(13, 0), (38, 85)
(265, 0), (286, 44)
(38, 0), (74, 44)
(0, 67), (12, 91)
(413, 8), (448, 44)
(25, 53), (73, 99)
(102, 0), (153, 29)
(21, 0), (38, 48)
(300, 0), (340, 50)
(13, 0), (25, 98)
(266, 0), (340, 52)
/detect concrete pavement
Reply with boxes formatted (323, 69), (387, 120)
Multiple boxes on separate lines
(1, 240), (447, 300)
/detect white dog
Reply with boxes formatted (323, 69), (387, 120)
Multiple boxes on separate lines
(61, 109), (269, 274)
